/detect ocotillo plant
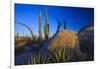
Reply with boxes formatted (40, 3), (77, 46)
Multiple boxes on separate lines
(56, 18), (62, 33)
(15, 21), (35, 40)
(44, 8), (49, 39)
(63, 20), (67, 29)
(38, 11), (42, 41)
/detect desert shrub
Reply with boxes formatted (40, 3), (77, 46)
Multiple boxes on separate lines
(27, 46), (93, 64)
(48, 47), (74, 62)
(28, 53), (50, 64)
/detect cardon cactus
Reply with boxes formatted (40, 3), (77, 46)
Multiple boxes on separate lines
(38, 11), (42, 40)
(44, 8), (49, 39)
(44, 24), (49, 39)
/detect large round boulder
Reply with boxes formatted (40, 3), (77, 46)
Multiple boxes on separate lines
(48, 30), (79, 49)
(78, 24), (94, 56)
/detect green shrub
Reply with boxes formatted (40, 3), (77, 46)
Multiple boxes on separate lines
(48, 47), (73, 62)
(28, 46), (93, 64)
(28, 53), (50, 64)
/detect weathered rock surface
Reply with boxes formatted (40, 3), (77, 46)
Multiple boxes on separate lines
(78, 24), (94, 56)
(48, 30), (79, 49)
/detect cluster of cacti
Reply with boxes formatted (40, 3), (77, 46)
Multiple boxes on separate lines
(38, 11), (42, 41)
(38, 9), (67, 40)
(37, 8), (50, 40)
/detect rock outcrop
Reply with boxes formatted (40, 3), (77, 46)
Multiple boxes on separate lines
(78, 24), (94, 56)
(48, 30), (79, 49)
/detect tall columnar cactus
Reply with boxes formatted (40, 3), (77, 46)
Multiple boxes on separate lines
(16, 32), (19, 37)
(38, 11), (42, 40)
(44, 8), (49, 39)
(44, 24), (49, 39)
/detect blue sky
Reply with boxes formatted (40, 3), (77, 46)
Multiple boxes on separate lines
(15, 3), (94, 37)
